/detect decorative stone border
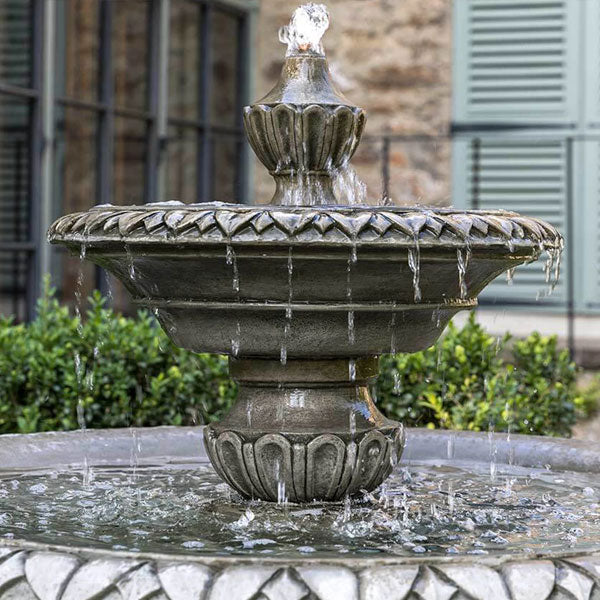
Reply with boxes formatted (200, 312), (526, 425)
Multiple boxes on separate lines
(48, 204), (562, 250)
(1, 543), (599, 600)
(3, 429), (599, 599)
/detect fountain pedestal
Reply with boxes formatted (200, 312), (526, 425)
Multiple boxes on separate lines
(205, 357), (403, 502)
(47, 3), (562, 504)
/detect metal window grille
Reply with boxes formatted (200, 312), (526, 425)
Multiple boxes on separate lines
(0, 0), (257, 320)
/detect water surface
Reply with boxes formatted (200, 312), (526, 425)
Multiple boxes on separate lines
(1, 460), (599, 558)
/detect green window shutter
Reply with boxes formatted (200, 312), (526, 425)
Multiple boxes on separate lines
(580, 0), (600, 311)
(460, 138), (568, 306)
(452, 0), (580, 309)
(453, 0), (577, 124)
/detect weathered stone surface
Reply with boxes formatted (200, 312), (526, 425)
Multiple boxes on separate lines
(254, 568), (315, 600)
(359, 566), (419, 600)
(502, 561), (556, 600)
(0, 552), (26, 592)
(48, 204), (561, 249)
(295, 566), (357, 600)
(207, 566), (278, 600)
(438, 565), (510, 600)
(61, 558), (140, 600)
(158, 564), (213, 600)
(555, 563), (594, 600)
(116, 564), (162, 600)
(24, 552), (80, 600)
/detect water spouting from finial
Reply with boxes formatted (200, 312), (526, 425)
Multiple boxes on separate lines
(279, 3), (329, 56)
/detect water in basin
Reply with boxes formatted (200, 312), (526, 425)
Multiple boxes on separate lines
(2, 459), (599, 558)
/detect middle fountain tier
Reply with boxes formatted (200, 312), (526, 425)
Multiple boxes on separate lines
(48, 4), (562, 503)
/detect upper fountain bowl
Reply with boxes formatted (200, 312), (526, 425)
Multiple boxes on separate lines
(47, 1), (563, 360)
(48, 203), (561, 358)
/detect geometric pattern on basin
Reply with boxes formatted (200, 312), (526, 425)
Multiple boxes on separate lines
(48, 205), (562, 250)
(204, 427), (403, 502)
(3, 545), (600, 599)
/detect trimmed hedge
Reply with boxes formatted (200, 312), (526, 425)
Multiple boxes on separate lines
(377, 319), (589, 437)
(0, 282), (591, 437)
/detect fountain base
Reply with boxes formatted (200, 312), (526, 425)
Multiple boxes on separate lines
(204, 357), (404, 502)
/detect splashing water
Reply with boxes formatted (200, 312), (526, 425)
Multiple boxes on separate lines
(389, 309), (397, 354)
(537, 245), (563, 299)
(74, 244), (87, 335)
(506, 267), (515, 285)
(333, 165), (367, 206)
(489, 425), (498, 483)
(346, 251), (355, 344)
(5, 460), (600, 557)
(279, 3), (329, 56)
(407, 246), (421, 303)
(125, 245), (136, 281)
(348, 359), (356, 382)
(277, 480), (288, 505)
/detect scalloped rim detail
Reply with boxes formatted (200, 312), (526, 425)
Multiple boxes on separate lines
(48, 205), (563, 250)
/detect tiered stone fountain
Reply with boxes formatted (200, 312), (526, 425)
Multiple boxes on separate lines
(1, 5), (599, 599)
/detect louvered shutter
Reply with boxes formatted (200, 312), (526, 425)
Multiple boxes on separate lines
(580, 0), (600, 311)
(453, 137), (567, 306)
(0, 1), (32, 299)
(452, 0), (577, 308)
(453, 0), (577, 123)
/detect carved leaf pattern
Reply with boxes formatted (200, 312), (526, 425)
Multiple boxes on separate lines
(2, 548), (600, 599)
(204, 428), (402, 503)
(243, 104), (366, 174)
(48, 206), (562, 252)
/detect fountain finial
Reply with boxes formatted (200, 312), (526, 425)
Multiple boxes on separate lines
(243, 3), (365, 205)
(278, 3), (329, 56)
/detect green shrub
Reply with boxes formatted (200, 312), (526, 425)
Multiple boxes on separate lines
(376, 316), (585, 437)
(0, 280), (235, 433)
(0, 283), (587, 437)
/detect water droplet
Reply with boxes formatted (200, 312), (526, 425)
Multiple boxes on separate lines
(407, 245), (421, 303)
(456, 247), (470, 300)
(231, 321), (241, 357)
(506, 267), (515, 285)
(348, 359), (356, 382)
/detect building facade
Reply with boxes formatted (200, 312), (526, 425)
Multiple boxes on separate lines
(0, 0), (255, 318)
(2, 0), (596, 338)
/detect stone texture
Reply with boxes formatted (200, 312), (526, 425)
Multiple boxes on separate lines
(501, 561), (556, 600)
(359, 566), (419, 600)
(2, 532), (600, 599)
(437, 565), (510, 600)
(0, 552), (26, 592)
(253, 0), (452, 206)
(295, 566), (357, 600)
(158, 564), (213, 600)
(24, 552), (80, 600)
(205, 427), (401, 502)
(48, 204), (561, 249)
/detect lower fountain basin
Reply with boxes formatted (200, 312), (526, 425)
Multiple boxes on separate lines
(1, 426), (599, 599)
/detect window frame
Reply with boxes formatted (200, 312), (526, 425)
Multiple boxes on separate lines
(0, 0), (257, 320)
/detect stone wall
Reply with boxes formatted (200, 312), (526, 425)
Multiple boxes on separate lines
(251, 0), (453, 206)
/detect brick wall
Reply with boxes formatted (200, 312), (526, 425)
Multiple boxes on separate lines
(251, 0), (452, 206)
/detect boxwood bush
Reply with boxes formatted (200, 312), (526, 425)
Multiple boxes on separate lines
(0, 282), (590, 437)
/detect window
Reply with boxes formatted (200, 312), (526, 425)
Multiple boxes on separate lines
(0, 0), (256, 320)
(451, 0), (600, 313)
